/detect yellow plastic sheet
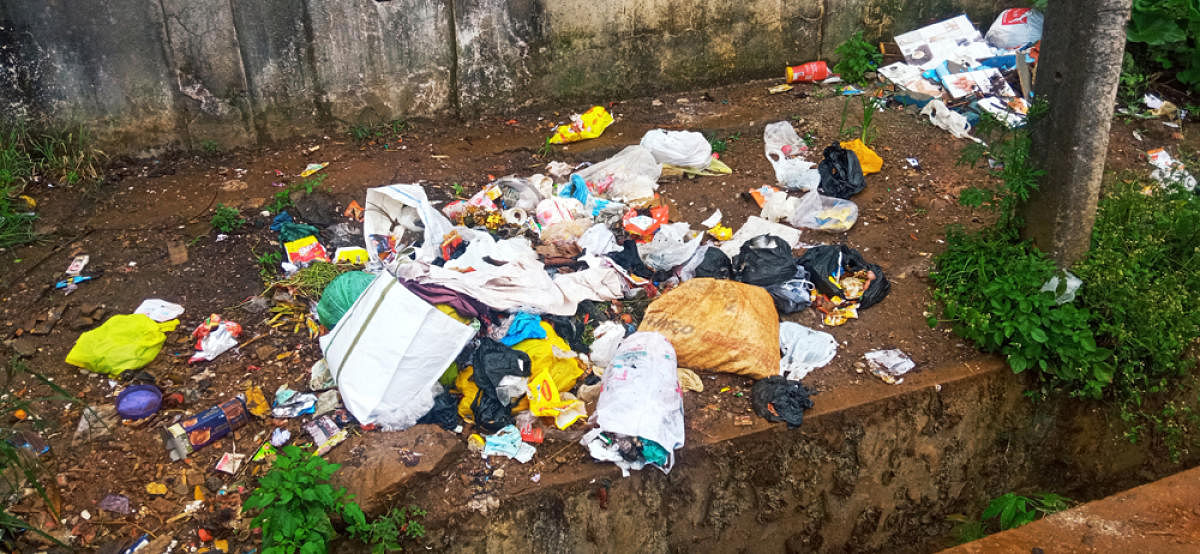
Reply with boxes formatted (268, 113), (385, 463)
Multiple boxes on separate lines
(839, 138), (883, 175)
(65, 314), (178, 376)
(548, 106), (614, 144)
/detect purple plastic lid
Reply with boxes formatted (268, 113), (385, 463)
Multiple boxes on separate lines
(116, 384), (162, 420)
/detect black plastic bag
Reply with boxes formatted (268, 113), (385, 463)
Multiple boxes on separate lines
(470, 338), (531, 432)
(693, 247), (733, 280)
(417, 389), (461, 431)
(733, 235), (796, 287)
(607, 240), (673, 282)
(797, 244), (890, 309)
(817, 144), (866, 199)
(765, 265), (814, 314)
(751, 376), (814, 428)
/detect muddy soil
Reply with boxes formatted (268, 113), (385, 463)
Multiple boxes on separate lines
(0, 77), (1191, 552)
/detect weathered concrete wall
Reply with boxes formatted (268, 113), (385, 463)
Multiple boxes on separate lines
(362, 358), (1198, 553)
(1, 0), (1010, 155)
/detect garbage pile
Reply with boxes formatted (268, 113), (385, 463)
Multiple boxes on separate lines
(50, 110), (919, 540)
(825, 9), (1046, 142)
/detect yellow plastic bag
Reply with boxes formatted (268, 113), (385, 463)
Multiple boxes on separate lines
(65, 314), (178, 377)
(548, 106), (614, 144)
(840, 138), (883, 175)
(527, 371), (587, 429)
(512, 322), (583, 391)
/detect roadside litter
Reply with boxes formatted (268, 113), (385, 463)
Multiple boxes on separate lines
(864, 349), (916, 385)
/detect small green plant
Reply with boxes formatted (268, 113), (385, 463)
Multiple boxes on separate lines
(350, 120), (408, 145)
(269, 190), (293, 214)
(982, 492), (1072, 531)
(199, 139), (221, 154)
(451, 182), (464, 197)
(350, 124), (374, 143)
(536, 137), (555, 158)
(297, 174), (327, 195)
(2, 358), (77, 547)
(344, 505), (426, 554)
(859, 96), (879, 145)
(243, 445), (347, 553)
(255, 249), (283, 282)
(706, 133), (727, 154)
(801, 131), (817, 148)
(833, 31), (883, 85)
(243, 445), (426, 553)
(210, 203), (246, 233)
(1126, 0), (1200, 94)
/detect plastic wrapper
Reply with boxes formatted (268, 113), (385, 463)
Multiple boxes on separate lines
(864, 349), (915, 384)
(548, 106), (613, 144)
(189, 316), (242, 363)
(921, 99), (985, 144)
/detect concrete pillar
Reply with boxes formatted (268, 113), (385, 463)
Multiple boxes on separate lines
(1022, 0), (1132, 265)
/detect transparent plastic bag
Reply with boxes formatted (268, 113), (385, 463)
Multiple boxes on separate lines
(764, 121), (820, 191)
(788, 190), (859, 231)
(574, 145), (662, 205)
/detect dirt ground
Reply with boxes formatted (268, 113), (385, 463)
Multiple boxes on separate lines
(0, 77), (1191, 552)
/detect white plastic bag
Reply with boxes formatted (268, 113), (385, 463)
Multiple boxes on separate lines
(363, 184), (454, 265)
(764, 121), (820, 191)
(189, 323), (240, 363)
(576, 223), (621, 257)
(320, 273), (476, 429)
(1040, 271), (1082, 304)
(920, 100), (985, 144)
(788, 190), (859, 231)
(638, 222), (702, 272)
(574, 145), (662, 205)
(985, 8), (1043, 50)
(588, 321), (626, 371)
(779, 322), (838, 381)
(760, 189), (802, 223)
(595, 332), (685, 472)
(640, 129), (712, 169)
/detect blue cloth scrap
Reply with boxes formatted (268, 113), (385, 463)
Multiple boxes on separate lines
(501, 312), (546, 346)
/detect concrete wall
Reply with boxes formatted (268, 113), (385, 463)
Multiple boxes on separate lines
(1, 0), (1009, 155)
